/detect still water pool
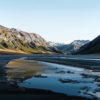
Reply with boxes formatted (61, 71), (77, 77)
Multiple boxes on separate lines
(6, 59), (100, 99)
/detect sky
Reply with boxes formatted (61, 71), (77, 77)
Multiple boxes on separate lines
(0, 0), (100, 43)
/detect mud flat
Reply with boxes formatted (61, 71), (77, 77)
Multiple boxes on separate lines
(27, 54), (100, 70)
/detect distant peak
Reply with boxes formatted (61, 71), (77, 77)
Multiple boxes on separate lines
(10, 28), (17, 32)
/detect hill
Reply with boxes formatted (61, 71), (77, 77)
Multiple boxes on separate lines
(74, 35), (100, 54)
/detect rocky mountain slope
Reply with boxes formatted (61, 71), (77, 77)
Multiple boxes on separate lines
(74, 35), (100, 54)
(0, 25), (58, 54)
(55, 40), (89, 54)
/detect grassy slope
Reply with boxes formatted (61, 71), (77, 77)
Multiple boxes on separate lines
(0, 49), (28, 55)
(0, 26), (52, 54)
(0, 38), (53, 55)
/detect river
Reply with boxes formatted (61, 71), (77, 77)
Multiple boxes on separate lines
(6, 58), (100, 99)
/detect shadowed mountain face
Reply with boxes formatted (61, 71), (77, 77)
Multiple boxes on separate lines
(74, 35), (100, 54)
(54, 40), (89, 54)
(0, 25), (58, 54)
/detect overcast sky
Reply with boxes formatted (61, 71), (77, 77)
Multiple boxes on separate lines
(0, 0), (100, 43)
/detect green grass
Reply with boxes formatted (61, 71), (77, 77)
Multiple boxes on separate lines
(1, 41), (15, 49)
(0, 35), (52, 54)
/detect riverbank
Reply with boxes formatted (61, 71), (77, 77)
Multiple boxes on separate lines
(27, 54), (100, 71)
(0, 84), (92, 100)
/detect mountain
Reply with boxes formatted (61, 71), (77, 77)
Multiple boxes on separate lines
(48, 41), (66, 47)
(74, 35), (100, 54)
(56, 40), (89, 54)
(0, 25), (57, 54)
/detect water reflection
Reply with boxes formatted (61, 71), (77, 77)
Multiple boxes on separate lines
(6, 59), (51, 81)
(6, 58), (100, 99)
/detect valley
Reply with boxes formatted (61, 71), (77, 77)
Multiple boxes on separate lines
(1, 0), (100, 100)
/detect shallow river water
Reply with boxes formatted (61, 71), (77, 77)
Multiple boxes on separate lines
(6, 59), (100, 99)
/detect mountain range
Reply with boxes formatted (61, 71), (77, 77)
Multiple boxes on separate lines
(1, 24), (99, 55)
(51, 40), (89, 54)
(0, 25), (59, 54)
